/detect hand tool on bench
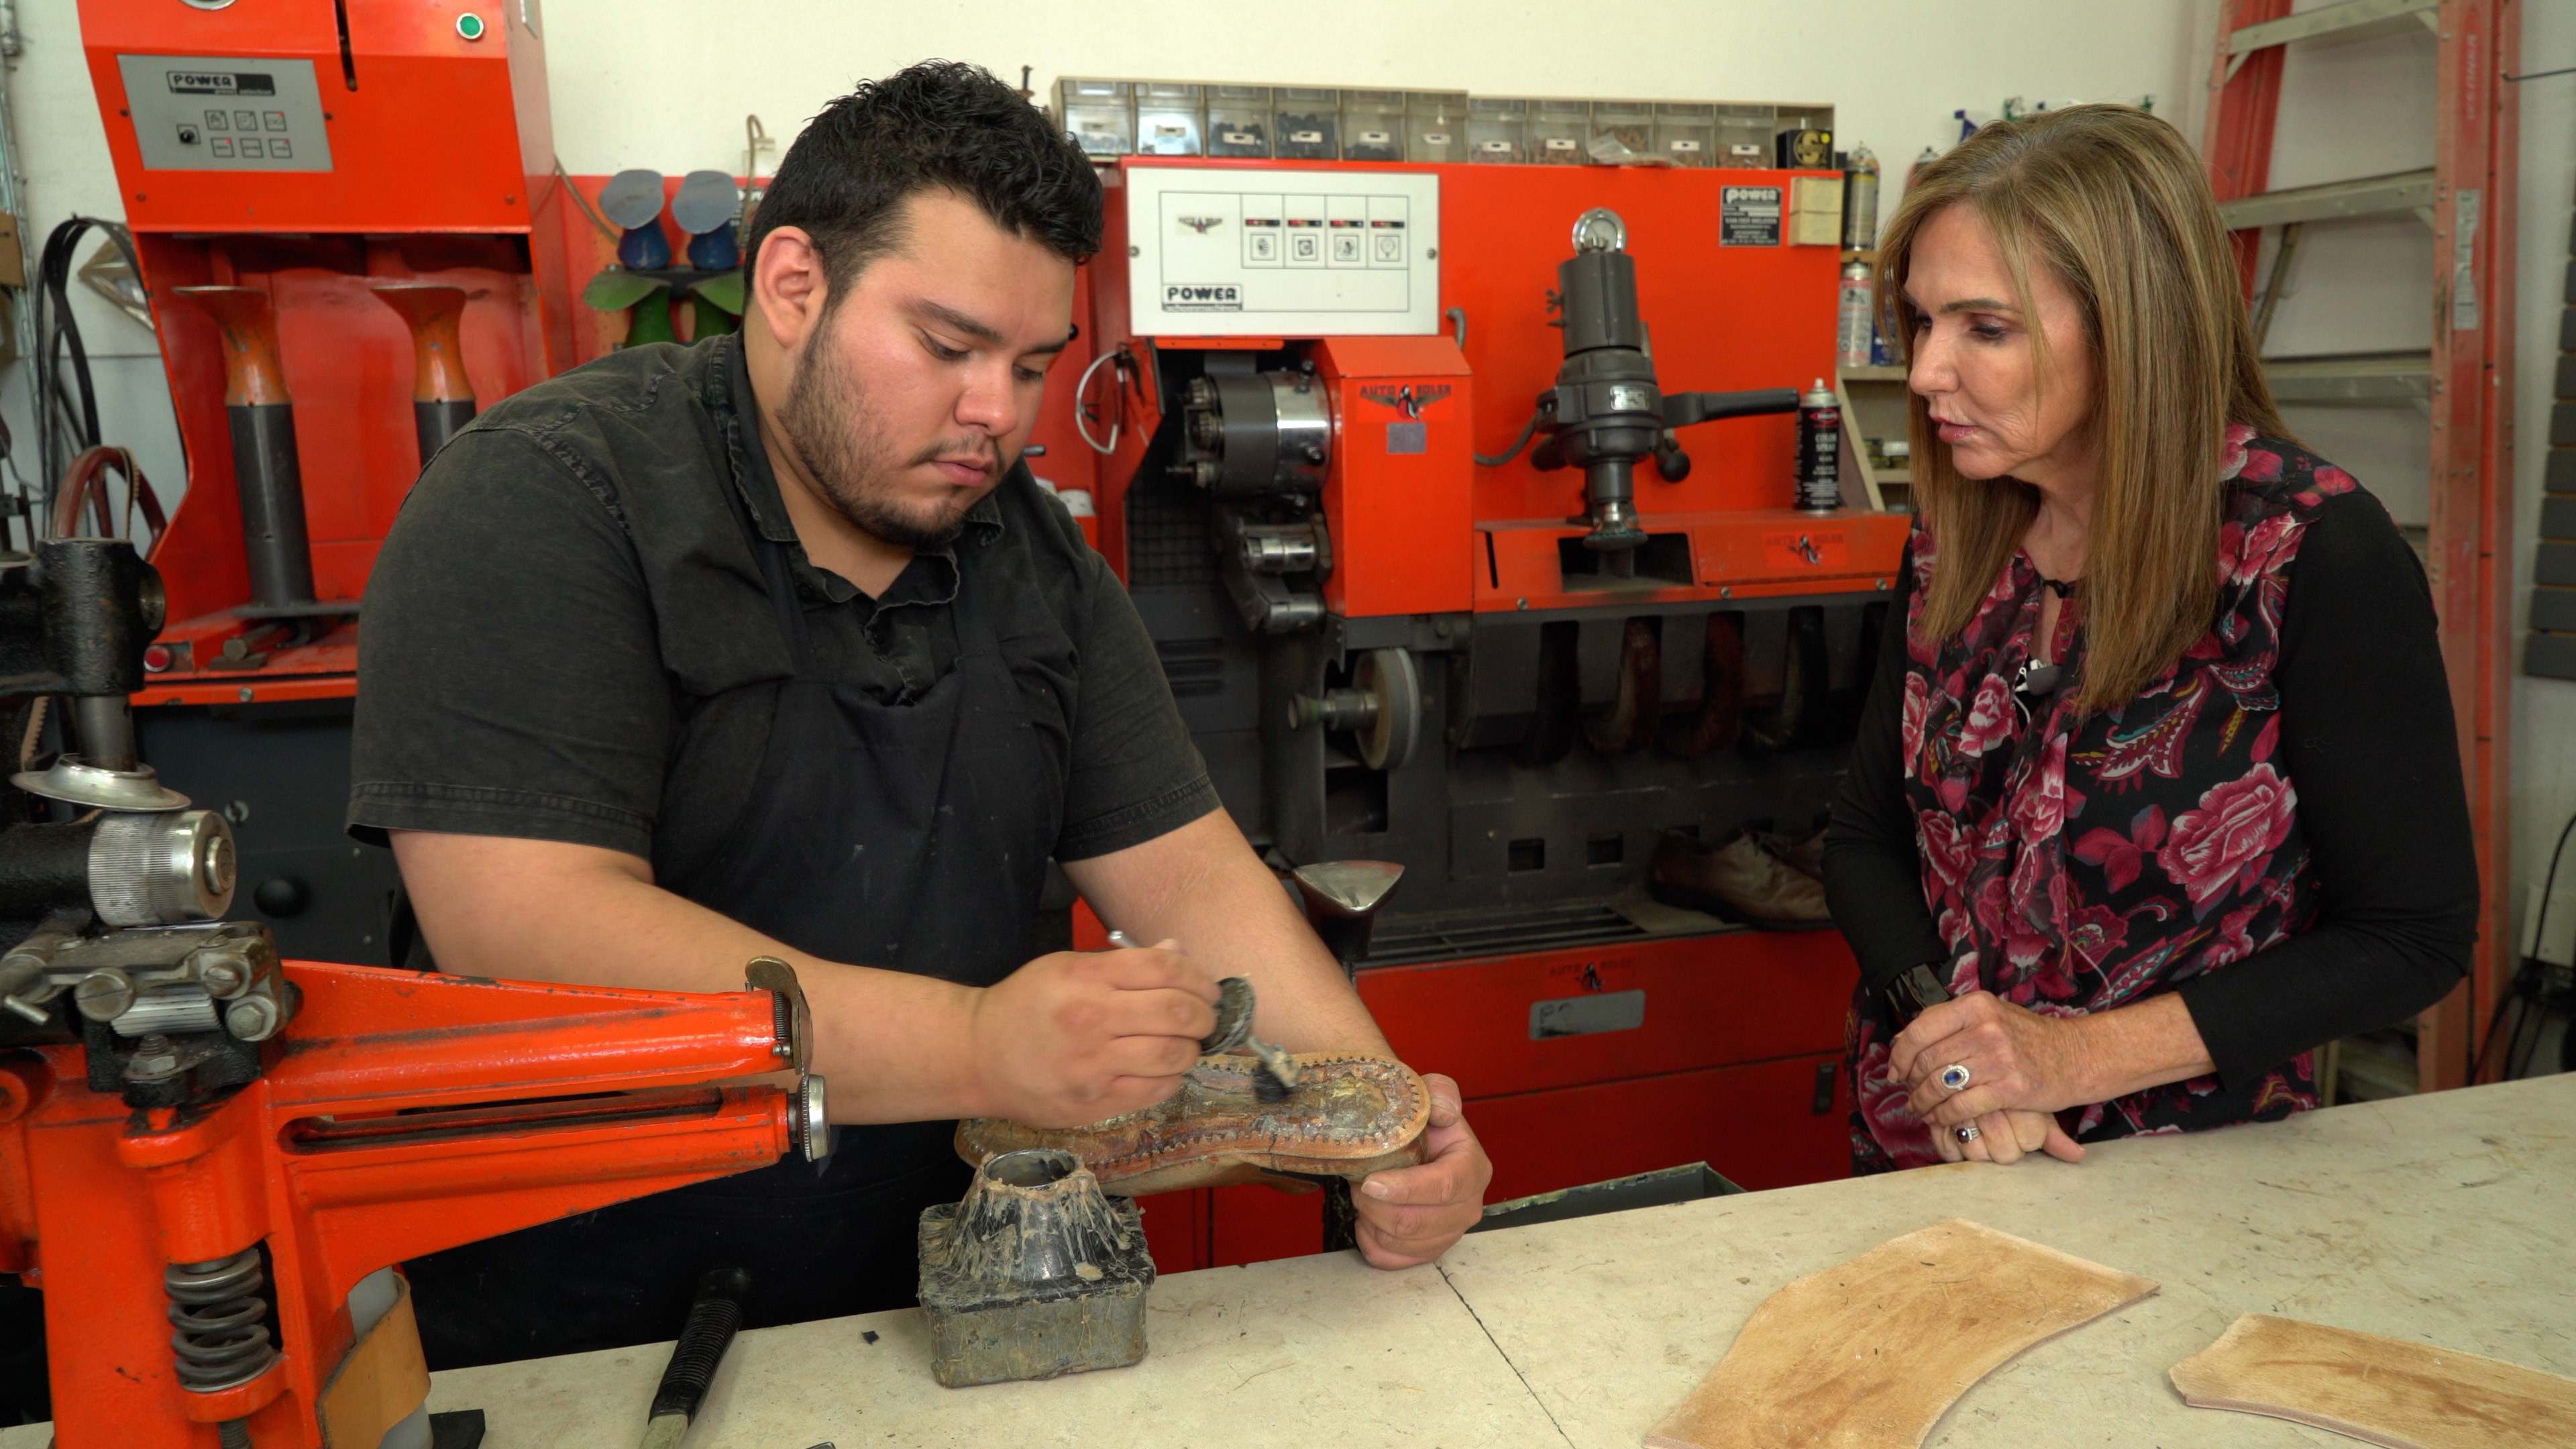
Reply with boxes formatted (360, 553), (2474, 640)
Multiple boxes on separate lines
(640, 1267), (753, 1449)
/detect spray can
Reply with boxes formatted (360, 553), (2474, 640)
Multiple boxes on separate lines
(1796, 378), (1841, 512)
(1842, 144), (1880, 250)
(1837, 262), (1875, 369)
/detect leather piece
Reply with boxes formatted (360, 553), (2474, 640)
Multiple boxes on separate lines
(1647, 1219), (2156, 1449)
(956, 1053), (1432, 1197)
(2169, 1313), (2576, 1449)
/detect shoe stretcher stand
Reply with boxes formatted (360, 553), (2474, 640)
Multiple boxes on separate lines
(22, 1072), (2524, 1448)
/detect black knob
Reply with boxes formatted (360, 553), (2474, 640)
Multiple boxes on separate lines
(1656, 445), (1693, 483)
(253, 876), (311, 918)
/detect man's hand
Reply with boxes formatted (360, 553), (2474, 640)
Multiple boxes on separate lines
(1352, 1073), (1491, 1269)
(964, 942), (1219, 1128)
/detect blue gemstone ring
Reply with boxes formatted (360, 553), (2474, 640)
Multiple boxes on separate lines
(1939, 1063), (1972, 1092)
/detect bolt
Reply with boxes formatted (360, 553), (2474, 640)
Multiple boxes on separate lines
(225, 997), (278, 1042)
(74, 970), (135, 1022)
(237, 687), (254, 702)
(1721, 586), (1734, 598)
(129, 1034), (180, 1077)
(198, 957), (247, 997)
(1517, 598), (1529, 610)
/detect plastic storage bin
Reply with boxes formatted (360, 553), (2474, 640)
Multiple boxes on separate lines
(1653, 103), (1715, 168)
(1057, 78), (1132, 158)
(1717, 103), (1774, 168)
(1468, 97), (1527, 164)
(1406, 91), (1468, 163)
(1206, 85), (1271, 158)
(1589, 101), (1654, 164)
(1134, 83), (1203, 156)
(1529, 98), (1590, 166)
(1274, 87), (1339, 160)
(1340, 89), (1405, 161)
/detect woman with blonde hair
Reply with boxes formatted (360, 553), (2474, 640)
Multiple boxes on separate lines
(1823, 105), (2477, 1172)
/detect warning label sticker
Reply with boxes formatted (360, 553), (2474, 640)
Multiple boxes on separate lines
(1721, 185), (1783, 247)
(1762, 529), (1849, 570)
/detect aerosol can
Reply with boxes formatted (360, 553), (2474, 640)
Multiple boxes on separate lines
(1842, 144), (1880, 251)
(1795, 378), (1841, 512)
(1837, 262), (1875, 369)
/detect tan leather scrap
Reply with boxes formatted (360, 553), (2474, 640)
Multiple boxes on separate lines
(955, 1053), (1432, 1197)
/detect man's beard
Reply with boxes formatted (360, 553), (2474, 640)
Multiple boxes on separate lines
(775, 332), (990, 550)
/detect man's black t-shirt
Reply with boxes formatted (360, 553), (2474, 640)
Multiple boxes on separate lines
(347, 333), (1216, 894)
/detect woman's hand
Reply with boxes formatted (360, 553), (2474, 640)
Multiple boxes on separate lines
(1930, 1107), (2088, 1165)
(1890, 989), (2097, 1128)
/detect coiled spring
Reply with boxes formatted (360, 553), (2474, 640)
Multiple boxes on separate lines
(165, 1248), (278, 1391)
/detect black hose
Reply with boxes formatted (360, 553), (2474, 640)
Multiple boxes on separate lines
(28, 217), (149, 535)
(2471, 808), (2576, 1082)
(1475, 409), (1543, 468)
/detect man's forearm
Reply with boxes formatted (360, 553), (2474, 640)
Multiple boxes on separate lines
(390, 831), (989, 1124)
(1065, 811), (1391, 1057)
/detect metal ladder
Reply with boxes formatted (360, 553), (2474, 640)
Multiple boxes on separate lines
(2202, 0), (2519, 1093)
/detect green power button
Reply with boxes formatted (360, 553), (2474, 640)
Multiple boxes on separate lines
(455, 11), (486, 40)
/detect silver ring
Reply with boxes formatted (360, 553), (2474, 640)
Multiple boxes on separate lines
(1955, 1124), (1980, 1142)
(1939, 1063), (1972, 1092)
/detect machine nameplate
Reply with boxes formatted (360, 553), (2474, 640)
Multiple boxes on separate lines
(1126, 166), (1440, 336)
(1529, 989), (1646, 1039)
(1720, 184), (1781, 247)
(115, 54), (334, 173)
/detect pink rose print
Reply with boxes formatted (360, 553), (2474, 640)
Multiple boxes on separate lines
(1957, 672), (2015, 757)
(2009, 735), (2070, 843)
(2219, 424), (2252, 481)
(2157, 763), (2298, 908)
(1900, 671), (1929, 766)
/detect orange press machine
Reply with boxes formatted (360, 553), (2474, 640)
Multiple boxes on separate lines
(0, 533), (828, 1447)
(74, 0), (581, 968)
(1065, 158), (1910, 1266)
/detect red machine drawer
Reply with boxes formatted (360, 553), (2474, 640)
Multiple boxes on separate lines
(1469, 1052), (1850, 1202)
(1354, 930), (1857, 1101)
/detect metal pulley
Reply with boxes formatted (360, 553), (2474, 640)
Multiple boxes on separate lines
(1173, 368), (1333, 497)
(1289, 647), (1422, 770)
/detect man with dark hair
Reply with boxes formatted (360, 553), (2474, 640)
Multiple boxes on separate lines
(348, 60), (1490, 1366)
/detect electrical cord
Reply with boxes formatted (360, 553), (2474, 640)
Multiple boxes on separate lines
(2471, 808), (2576, 1082)
(1474, 408), (1542, 468)
(27, 216), (148, 534)
(1073, 347), (1130, 455)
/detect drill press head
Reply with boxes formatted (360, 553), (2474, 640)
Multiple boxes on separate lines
(1541, 209), (1662, 552)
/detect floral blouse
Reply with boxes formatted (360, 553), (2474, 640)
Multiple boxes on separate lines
(1846, 427), (2377, 1172)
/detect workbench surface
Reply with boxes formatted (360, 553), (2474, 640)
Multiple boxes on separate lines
(22, 1074), (2571, 1447)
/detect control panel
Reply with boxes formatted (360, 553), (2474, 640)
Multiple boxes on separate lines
(1124, 166), (1440, 337)
(114, 54), (333, 173)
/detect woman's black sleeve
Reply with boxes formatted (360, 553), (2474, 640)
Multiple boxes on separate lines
(1825, 543), (1953, 994)
(2174, 490), (2479, 1088)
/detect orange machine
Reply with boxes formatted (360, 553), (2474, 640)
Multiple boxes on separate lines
(1063, 158), (1907, 1267)
(75, 0), (580, 967)
(0, 527), (825, 1446)
(1, 962), (819, 1448)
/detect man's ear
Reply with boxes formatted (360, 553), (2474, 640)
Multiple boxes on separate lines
(751, 226), (831, 353)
